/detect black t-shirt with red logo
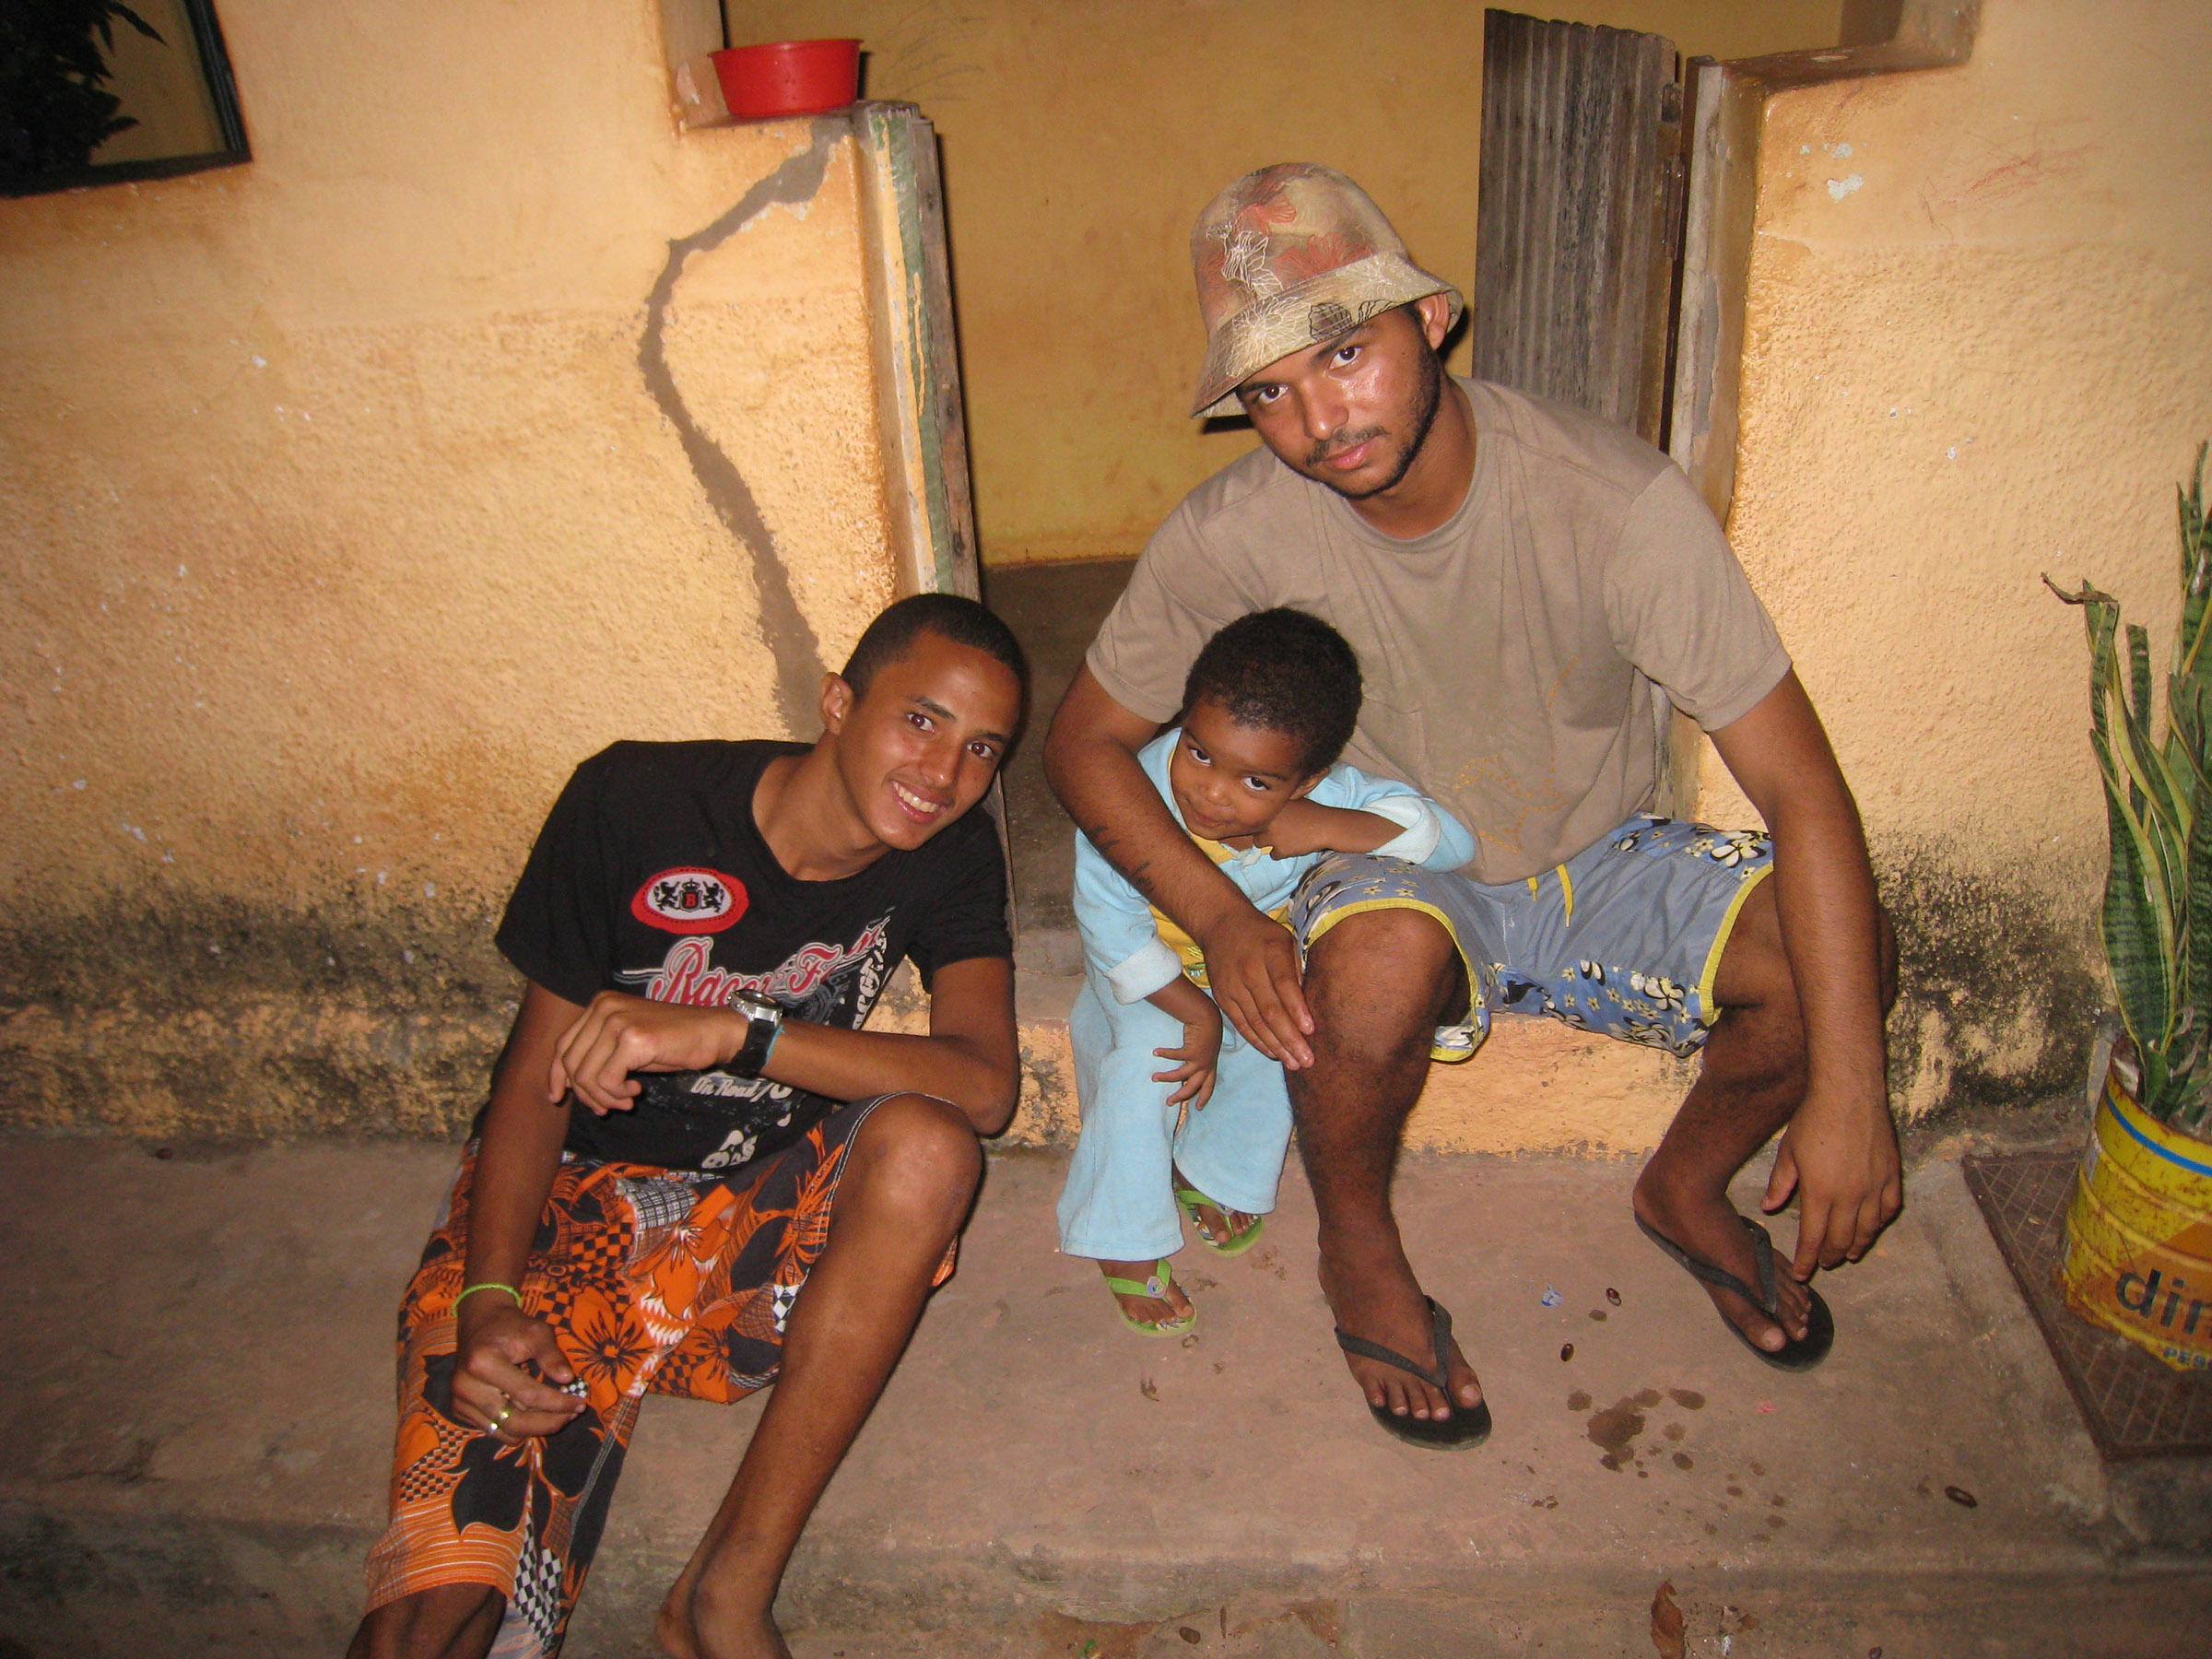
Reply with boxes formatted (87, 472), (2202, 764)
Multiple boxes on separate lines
(495, 739), (1011, 1175)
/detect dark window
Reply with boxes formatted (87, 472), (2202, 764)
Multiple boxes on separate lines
(3, 0), (248, 197)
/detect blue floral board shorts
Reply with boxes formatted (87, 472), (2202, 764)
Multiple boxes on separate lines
(1286, 814), (1774, 1060)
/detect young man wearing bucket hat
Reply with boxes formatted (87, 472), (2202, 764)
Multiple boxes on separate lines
(1045, 163), (1900, 1448)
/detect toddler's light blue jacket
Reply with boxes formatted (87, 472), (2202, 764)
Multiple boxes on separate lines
(1073, 728), (1477, 1007)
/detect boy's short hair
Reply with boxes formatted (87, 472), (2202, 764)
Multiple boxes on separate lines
(1182, 607), (1361, 775)
(841, 593), (1028, 700)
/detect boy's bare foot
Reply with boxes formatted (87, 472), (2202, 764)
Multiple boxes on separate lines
(653, 1581), (702, 1659)
(690, 1574), (794, 1659)
(1099, 1258), (1194, 1330)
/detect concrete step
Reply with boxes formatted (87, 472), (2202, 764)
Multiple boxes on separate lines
(1005, 967), (1694, 1159)
(4, 1134), (2206, 1656)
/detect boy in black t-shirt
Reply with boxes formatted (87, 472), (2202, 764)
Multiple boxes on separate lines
(352, 595), (1026, 1659)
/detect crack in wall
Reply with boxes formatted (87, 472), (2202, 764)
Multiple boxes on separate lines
(638, 119), (843, 731)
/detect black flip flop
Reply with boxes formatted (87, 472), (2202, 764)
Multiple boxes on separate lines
(1334, 1295), (1493, 1450)
(1635, 1212), (1835, 1372)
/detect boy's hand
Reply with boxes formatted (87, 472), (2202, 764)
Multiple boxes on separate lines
(451, 1298), (587, 1441)
(549, 991), (747, 1116)
(1152, 1000), (1223, 1111)
(1255, 799), (1399, 860)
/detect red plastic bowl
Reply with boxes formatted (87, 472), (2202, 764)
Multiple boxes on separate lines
(711, 38), (861, 120)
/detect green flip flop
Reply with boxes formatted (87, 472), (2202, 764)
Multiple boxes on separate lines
(1174, 1183), (1265, 1256)
(1102, 1259), (1197, 1338)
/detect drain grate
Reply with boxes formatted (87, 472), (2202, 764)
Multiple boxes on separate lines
(1962, 1149), (2212, 1458)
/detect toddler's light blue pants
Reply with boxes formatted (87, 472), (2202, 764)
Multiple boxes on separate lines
(1056, 974), (1292, 1262)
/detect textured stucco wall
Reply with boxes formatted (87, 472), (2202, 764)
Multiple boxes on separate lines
(1718, 0), (2212, 1123)
(724, 0), (1845, 568)
(1, 2), (905, 1135)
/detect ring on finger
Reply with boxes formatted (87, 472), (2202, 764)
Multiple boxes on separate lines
(489, 1397), (513, 1430)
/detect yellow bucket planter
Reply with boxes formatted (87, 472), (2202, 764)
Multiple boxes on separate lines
(2063, 1063), (2212, 1371)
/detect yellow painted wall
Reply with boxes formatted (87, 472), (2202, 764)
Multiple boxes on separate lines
(725, 0), (1845, 567)
(1, 1), (905, 1135)
(1722, 0), (2212, 1118)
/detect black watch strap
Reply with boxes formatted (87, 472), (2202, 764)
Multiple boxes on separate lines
(730, 996), (783, 1078)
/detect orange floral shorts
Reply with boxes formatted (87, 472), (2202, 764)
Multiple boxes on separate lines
(361, 1095), (935, 1657)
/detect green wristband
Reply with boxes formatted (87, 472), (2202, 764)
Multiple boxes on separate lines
(454, 1280), (522, 1312)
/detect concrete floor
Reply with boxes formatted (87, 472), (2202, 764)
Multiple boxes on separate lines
(4, 1133), (2206, 1657)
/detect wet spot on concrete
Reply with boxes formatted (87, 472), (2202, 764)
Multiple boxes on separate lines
(1673, 1452), (1693, 1470)
(1181, 1333), (1199, 1349)
(1770, 1494), (1787, 1508)
(1749, 1459), (1765, 1476)
(1664, 1422), (1686, 1441)
(1586, 1396), (1646, 1469)
(1726, 1485), (1744, 1497)
(1765, 1514), (1786, 1529)
(1568, 1389), (1592, 1412)
(1139, 1378), (1159, 1402)
(1704, 1522), (1718, 1535)
(1634, 1387), (1663, 1407)
(1589, 1309), (1608, 1321)
(1185, 1274), (1218, 1293)
(1179, 1629), (1201, 1645)
(1668, 1388), (1705, 1409)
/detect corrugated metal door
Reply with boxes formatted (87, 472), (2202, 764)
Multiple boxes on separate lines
(1475, 10), (1688, 446)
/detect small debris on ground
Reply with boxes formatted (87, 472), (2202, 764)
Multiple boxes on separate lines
(1560, 1342), (1574, 1361)
(1944, 1485), (1978, 1508)
(1649, 1579), (1686, 1659)
(1179, 1627), (1200, 1644)
(1606, 1286), (1622, 1305)
(1139, 1377), (1159, 1402)
(1541, 1285), (1563, 1307)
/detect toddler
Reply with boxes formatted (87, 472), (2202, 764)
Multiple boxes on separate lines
(1059, 608), (1473, 1334)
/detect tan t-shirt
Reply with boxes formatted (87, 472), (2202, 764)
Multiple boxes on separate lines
(1088, 379), (1791, 884)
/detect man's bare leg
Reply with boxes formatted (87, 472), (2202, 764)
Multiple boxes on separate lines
(1288, 908), (1483, 1424)
(1630, 885), (1900, 1351)
(348, 1582), (505, 1659)
(655, 1092), (982, 1659)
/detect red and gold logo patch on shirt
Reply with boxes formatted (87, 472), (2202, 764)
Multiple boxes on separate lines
(631, 867), (747, 934)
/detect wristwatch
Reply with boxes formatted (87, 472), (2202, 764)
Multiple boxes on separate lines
(727, 991), (784, 1077)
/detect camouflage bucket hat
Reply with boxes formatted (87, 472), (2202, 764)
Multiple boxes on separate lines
(1189, 163), (1464, 419)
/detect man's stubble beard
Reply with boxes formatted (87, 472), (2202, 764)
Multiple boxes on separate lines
(1312, 338), (1445, 503)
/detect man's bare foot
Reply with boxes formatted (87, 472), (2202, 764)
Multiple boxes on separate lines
(1100, 1258), (1194, 1330)
(1316, 1249), (1482, 1421)
(1632, 1169), (1812, 1353)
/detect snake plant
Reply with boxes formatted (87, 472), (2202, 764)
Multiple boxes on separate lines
(2050, 444), (2212, 1134)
